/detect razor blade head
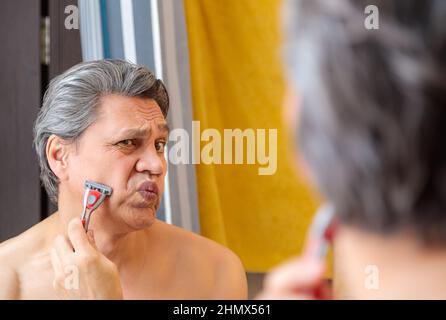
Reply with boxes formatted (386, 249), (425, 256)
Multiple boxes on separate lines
(85, 180), (113, 195)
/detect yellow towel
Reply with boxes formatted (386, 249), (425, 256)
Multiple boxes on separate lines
(184, 0), (319, 272)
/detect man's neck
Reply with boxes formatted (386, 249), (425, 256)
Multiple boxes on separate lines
(334, 225), (446, 299)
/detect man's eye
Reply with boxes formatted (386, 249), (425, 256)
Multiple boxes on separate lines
(117, 139), (136, 147)
(155, 141), (166, 153)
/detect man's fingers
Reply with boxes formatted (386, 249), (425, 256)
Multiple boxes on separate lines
(50, 247), (67, 294)
(54, 235), (72, 252)
(67, 218), (94, 254)
(50, 248), (64, 276)
(86, 229), (98, 250)
(54, 235), (74, 264)
(264, 257), (326, 293)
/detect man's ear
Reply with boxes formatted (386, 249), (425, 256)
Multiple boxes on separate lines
(46, 135), (72, 181)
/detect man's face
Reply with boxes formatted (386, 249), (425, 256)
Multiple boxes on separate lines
(65, 94), (168, 231)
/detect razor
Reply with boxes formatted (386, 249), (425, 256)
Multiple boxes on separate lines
(81, 180), (113, 231)
(307, 203), (337, 259)
(306, 203), (337, 299)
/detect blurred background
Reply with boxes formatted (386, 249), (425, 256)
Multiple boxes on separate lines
(0, 0), (319, 298)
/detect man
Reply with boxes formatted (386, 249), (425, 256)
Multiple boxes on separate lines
(0, 59), (247, 299)
(260, 0), (446, 299)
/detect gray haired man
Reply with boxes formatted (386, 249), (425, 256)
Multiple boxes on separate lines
(0, 59), (247, 299)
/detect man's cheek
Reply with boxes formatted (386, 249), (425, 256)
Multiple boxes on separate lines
(86, 161), (124, 188)
(66, 164), (87, 194)
(106, 176), (130, 206)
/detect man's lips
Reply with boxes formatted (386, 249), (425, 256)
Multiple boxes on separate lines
(137, 181), (159, 202)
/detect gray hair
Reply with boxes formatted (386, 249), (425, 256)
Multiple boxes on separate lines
(284, 0), (446, 244)
(33, 59), (169, 204)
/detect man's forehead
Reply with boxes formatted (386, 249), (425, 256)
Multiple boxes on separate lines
(94, 95), (167, 134)
(99, 94), (164, 117)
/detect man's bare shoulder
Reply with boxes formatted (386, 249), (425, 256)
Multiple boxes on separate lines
(0, 217), (52, 263)
(153, 220), (248, 299)
(154, 220), (240, 263)
(0, 234), (28, 299)
(0, 215), (54, 299)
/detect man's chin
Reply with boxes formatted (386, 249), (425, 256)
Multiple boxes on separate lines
(124, 206), (157, 230)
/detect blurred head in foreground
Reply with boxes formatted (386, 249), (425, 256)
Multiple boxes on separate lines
(284, 0), (446, 298)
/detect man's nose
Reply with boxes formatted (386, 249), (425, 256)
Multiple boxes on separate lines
(135, 147), (164, 176)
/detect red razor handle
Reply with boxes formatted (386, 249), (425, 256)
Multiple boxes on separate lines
(82, 189), (102, 227)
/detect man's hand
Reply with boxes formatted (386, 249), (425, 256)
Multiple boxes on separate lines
(50, 218), (123, 300)
(256, 246), (332, 300)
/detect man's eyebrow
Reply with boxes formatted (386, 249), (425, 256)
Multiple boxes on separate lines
(116, 127), (151, 138)
(115, 123), (169, 139)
